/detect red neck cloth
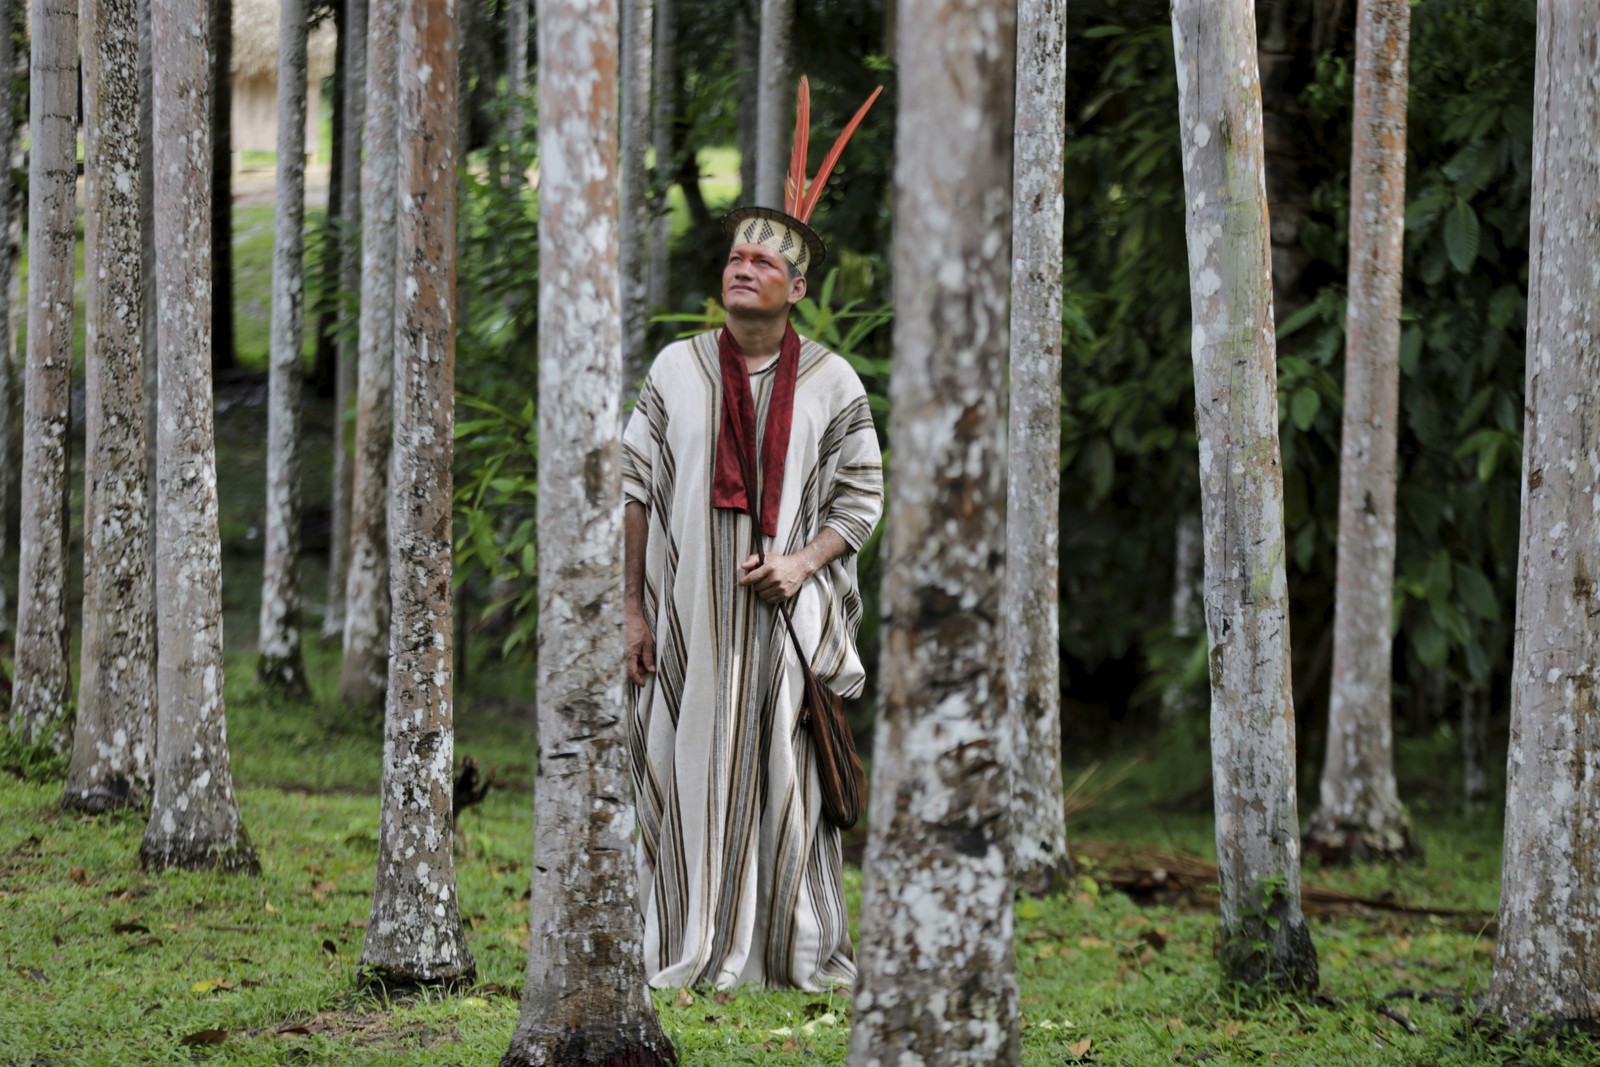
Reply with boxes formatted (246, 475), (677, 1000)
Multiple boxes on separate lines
(712, 324), (800, 538)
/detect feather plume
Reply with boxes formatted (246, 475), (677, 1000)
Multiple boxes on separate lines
(797, 85), (883, 223)
(785, 77), (812, 215)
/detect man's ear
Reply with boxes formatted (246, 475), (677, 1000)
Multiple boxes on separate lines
(787, 274), (807, 307)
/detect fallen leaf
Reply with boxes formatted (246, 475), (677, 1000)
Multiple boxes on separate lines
(1068, 1037), (1093, 1059)
(781, 1039), (799, 1053)
(1077, 936), (1110, 949)
(673, 988), (694, 1008)
(264, 901), (276, 914)
(179, 1029), (227, 1047)
(69, 867), (88, 885)
(714, 990), (737, 1005)
(20, 967), (46, 982)
(143, 1003), (163, 1016)
(190, 980), (218, 994)
(321, 939), (339, 956)
(112, 922), (151, 935)
(275, 1025), (312, 1037)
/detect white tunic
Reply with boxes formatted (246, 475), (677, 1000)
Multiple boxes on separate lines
(622, 329), (883, 990)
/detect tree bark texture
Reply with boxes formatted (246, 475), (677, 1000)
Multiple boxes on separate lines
(140, 0), (159, 558)
(65, 0), (158, 811)
(849, 1), (1019, 1062)
(734, 0), (757, 206)
(618, 0), (652, 400)
(257, 0), (312, 699)
(324, 0), (367, 639)
(504, 0), (528, 168)
(0, 0), (22, 642)
(501, 3), (675, 1062)
(338, 0), (398, 711)
(645, 0), (673, 313)
(1485, 0), (1600, 1031)
(1160, 508), (1205, 728)
(358, 0), (474, 989)
(1307, 0), (1415, 866)
(209, 0), (235, 371)
(140, 0), (258, 875)
(1006, 0), (1070, 898)
(12, 0), (80, 750)
(753, 0), (792, 210)
(1170, 0), (1317, 991)
(312, 0), (344, 394)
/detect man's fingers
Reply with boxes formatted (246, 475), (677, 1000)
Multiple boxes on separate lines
(627, 657), (644, 686)
(739, 554), (761, 571)
(642, 641), (656, 673)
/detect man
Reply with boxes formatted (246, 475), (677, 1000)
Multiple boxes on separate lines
(620, 82), (883, 990)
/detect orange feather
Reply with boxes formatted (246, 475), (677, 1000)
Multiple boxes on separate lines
(785, 77), (811, 215)
(797, 85), (883, 223)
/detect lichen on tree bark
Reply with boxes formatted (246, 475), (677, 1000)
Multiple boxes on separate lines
(1170, 0), (1317, 992)
(1484, 0), (1600, 1032)
(357, 0), (474, 991)
(12, 0), (80, 751)
(849, 0), (1021, 1062)
(140, 0), (257, 875)
(65, 0), (158, 811)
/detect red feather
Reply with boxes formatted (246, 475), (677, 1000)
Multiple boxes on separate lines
(797, 85), (883, 223)
(785, 77), (811, 215)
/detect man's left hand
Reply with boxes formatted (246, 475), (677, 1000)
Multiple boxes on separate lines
(738, 552), (813, 604)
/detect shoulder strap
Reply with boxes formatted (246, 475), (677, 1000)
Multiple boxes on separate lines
(728, 386), (810, 666)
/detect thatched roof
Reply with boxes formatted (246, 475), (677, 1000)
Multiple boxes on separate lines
(234, 0), (338, 81)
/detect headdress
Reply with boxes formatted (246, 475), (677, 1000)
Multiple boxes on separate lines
(722, 77), (883, 275)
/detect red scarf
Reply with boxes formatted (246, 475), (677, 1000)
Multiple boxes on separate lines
(712, 324), (800, 538)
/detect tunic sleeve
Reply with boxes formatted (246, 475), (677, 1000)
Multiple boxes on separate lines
(821, 391), (883, 553)
(622, 373), (664, 509)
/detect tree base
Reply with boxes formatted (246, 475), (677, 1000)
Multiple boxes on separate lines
(1472, 1009), (1600, 1045)
(1217, 914), (1319, 993)
(62, 777), (146, 813)
(1014, 854), (1076, 898)
(357, 960), (478, 999)
(500, 1023), (678, 1067)
(140, 838), (261, 875)
(257, 653), (312, 702)
(1303, 819), (1422, 866)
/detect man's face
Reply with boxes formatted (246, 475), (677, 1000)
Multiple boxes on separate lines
(722, 241), (806, 317)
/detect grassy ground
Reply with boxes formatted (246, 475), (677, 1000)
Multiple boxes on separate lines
(4, 665), (1597, 1065)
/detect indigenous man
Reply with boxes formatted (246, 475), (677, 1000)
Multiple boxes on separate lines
(621, 81), (883, 991)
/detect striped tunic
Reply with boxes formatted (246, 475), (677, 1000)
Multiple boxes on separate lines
(622, 329), (883, 990)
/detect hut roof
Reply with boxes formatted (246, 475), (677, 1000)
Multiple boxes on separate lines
(234, 0), (338, 80)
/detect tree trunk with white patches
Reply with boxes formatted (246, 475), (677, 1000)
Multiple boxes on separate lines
(734, 1), (756, 206)
(618, 0), (652, 400)
(358, 0), (474, 990)
(1485, 2), (1600, 1032)
(1160, 508), (1204, 728)
(139, 0), (258, 875)
(257, 0), (312, 699)
(11, 0), (80, 750)
(501, 3), (675, 1062)
(209, 0), (236, 372)
(753, 0), (792, 210)
(1170, 0), (1317, 991)
(338, 0), (398, 712)
(324, 0), (367, 640)
(0, 0), (21, 644)
(645, 0), (673, 313)
(849, 1), (1019, 1062)
(140, 0), (158, 561)
(65, 0), (158, 811)
(1306, 0), (1416, 866)
(1006, 0), (1070, 899)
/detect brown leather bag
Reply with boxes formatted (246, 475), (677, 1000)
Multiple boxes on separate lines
(731, 410), (867, 830)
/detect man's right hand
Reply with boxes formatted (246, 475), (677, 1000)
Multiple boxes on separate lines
(626, 609), (657, 686)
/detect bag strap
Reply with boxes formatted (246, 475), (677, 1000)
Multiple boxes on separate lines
(727, 374), (811, 671)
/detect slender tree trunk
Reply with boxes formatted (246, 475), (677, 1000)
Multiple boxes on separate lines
(65, 0), (157, 811)
(644, 0), (672, 313)
(140, 0), (258, 875)
(1171, 0), (1318, 992)
(1485, 1), (1600, 1031)
(12, 0), (79, 750)
(257, 0), (312, 698)
(0, 0), (21, 644)
(312, 0), (344, 395)
(324, 0), (366, 639)
(358, 0), (473, 989)
(504, 0), (528, 177)
(734, 0), (756, 205)
(1307, 0), (1415, 866)
(501, 3), (674, 1061)
(618, 0), (652, 400)
(1160, 508), (1204, 728)
(338, 0), (398, 711)
(209, 0), (235, 373)
(1006, 0), (1070, 898)
(850, 1), (1019, 1062)
(753, 0), (791, 210)
(141, 0), (158, 561)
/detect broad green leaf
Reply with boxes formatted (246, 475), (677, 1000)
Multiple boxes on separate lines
(1454, 563), (1501, 621)
(1290, 388), (1320, 432)
(1412, 619), (1448, 669)
(1444, 199), (1480, 273)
